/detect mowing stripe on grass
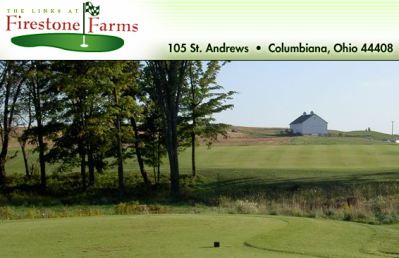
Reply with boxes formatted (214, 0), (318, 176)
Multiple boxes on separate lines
(6, 145), (399, 175)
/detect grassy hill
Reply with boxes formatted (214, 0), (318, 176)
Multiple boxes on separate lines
(329, 130), (399, 141)
(230, 126), (286, 137)
(227, 126), (398, 145)
(231, 126), (397, 141)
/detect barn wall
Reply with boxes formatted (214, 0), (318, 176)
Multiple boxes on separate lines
(302, 115), (328, 135)
(290, 124), (302, 134)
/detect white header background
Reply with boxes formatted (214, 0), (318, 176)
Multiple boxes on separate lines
(1, 0), (399, 59)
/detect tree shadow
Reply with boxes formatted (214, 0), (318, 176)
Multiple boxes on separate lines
(194, 169), (399, 200)
(1, 168), (399, 207)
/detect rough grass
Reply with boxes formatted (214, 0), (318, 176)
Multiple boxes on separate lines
(1, 169), (399, 224)
(2, 144), (399, 224)
(0, 214), (398, 258)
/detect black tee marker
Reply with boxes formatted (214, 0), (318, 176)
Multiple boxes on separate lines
(214, 242), (220, 248)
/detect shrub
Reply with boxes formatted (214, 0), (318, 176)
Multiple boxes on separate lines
(377, 214), (395, 224)
(115, 202), (149, 215)
(0, 207), (14, 220)
(235, 200), (259, 214)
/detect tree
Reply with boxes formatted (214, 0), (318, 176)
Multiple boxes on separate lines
(50, 61), (147, 195)
(123, 62), (152, 186)
(139, 96), (167, 185)
(0, 61), (30, 184)
(125, 66), (168, 186)
(181, 61), (237, 177)
(147, 61), (189, 198)
(25, 61), (56, 190)
(104, 61), (147, 195)
(129, 114), (151, 186)
(12, 85), (35, 178)
(50, 61), (110, 191)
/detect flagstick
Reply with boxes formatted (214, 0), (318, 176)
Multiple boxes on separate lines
(81, 2), (88, 47)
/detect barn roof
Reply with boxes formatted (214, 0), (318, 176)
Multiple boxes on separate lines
(290, 114), (313, 125)
(290, 112), (328, 125)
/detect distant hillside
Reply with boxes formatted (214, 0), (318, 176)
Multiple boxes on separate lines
(329, 130), (399, 141)
(229, 126), (287, 137)
(229, 126), (397, 140)
(224, 126), (398, 146)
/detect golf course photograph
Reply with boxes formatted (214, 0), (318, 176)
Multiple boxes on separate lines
(1, 61), (399, 257)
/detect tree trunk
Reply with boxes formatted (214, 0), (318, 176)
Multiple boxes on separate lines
(191, 131), (196, 177)
(169, 144), (180, 197)
(157, 132), (161, 184)
(79, 141), (87, 191)
(152, 136), (156, 182)
(37, 127), (46, 191)
(152, 130), (156, 181)
(166, 111), (180, 198)
(150, 61), (189, 198)
(0, 156), (6, 185)
(21, 144), (30, 177)
(0, 129), (10, 184)
(116, 119), (124, 197)
(190, 66), (197, 178)
(130, 117), (151, 185)
(34, 74), (46, 192)
(88, 144), (95, 186)
(157, 85), (181, 198)
(21, 97), (33, 178)
(0, 81), (11, 185)
(115, 88), (124, 197)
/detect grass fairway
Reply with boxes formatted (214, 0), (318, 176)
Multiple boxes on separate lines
(6, 145), (399, 175)
(1, 215), (398, 258)
(178, 145), (399, 171)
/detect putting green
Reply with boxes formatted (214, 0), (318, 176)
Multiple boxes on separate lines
(0, 215), (398, 257)
(11, 33), (124, 52)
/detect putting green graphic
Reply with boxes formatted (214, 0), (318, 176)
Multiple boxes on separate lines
(11, 33), (124, 52)
(10, 2), (124, 53)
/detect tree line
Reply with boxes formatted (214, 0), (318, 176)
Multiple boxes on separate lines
(0, 61), (236, 198)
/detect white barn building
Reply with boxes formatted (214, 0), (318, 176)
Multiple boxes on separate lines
(290, 111), (328, 136)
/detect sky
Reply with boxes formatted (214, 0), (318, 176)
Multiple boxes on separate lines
(213, 61), (399, 134)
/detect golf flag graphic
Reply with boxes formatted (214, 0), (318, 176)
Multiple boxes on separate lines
(81, 2), (100, 47)
(86, 2), (100, 16)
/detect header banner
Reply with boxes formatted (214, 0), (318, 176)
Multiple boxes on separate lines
(1, 0), (399, 60)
